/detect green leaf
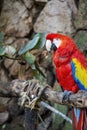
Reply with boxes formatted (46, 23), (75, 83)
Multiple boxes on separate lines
(0, 33), (4, 44)
(5, 46), (16, 56)
(33, 70), (40, 79)
(2, 124), (6, 129)
(32, 69), (46, 82)
(18, 36), (40, 55)
(33, 33), (46, 49)
(23, 52), (36, 69)
(31, 64), (36, 70)
(0, 46), (5, 56)
(18, 33), (46, 55)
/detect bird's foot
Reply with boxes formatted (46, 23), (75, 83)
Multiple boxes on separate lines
(62, 90), (73, 103)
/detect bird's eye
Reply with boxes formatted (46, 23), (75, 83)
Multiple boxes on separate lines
(45, 40), (52, 51)
(53, 38), (62, 48)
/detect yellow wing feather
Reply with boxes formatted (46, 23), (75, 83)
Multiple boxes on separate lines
(72, 58), (87, 90)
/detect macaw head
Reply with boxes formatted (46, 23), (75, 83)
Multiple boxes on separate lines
(45, 33), (76, 52)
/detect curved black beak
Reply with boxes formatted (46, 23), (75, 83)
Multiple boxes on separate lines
(51, 43), (57, 51)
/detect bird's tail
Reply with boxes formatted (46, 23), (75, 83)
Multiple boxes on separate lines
(72, 108), (87, 130)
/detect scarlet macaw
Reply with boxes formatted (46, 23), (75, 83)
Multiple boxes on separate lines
(45, 33), (87, 130)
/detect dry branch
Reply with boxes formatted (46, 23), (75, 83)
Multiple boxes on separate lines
(0, 80), (87, 108)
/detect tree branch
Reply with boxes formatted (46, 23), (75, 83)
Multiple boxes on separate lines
(0, 80), (87, 108)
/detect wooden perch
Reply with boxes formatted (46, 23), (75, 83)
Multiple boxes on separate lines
(0, 80), (87, 108)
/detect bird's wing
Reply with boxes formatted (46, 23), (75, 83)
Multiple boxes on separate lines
(71, 58), (87, 91)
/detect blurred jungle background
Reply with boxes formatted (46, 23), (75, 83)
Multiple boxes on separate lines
(0, 0), (87, 130)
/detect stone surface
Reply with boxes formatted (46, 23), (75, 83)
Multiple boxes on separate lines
(34, 0), (75, 35)
(74, 30), (87, 51)
(6, 115), (24, 130)
(0, 66), (9, 81)
(35, 0), (48, 2)
(74, 0), (87, 29)
(0, 0), (33, 37)
(23, 0), (34, 9)
(0, 111), (9, 125)
(66, 0), (77, 16)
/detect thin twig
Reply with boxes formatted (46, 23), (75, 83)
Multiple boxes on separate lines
(4, 55), (21, 61)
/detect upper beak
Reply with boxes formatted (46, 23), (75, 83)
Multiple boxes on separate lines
(51, 43), (57, 51)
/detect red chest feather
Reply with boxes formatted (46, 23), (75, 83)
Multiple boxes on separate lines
(56, 63), (75, 90)
(53, 47), (79, 93)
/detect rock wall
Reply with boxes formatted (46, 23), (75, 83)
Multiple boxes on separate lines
(34, 0), (76, 34)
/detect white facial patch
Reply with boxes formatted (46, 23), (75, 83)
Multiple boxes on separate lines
(53, 38), (62, 48)
(45, 40), (52, 51)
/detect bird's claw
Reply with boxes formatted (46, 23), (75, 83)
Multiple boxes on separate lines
(62, 90), (73, 103)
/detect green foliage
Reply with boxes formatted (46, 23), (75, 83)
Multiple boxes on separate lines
(32, 69), (46, 82)
(18, 32), (46, 74)
(0, 33), (5, 56)
(0, 46), (5, 56)
(18, 36), (40, 55)
(18, 33), (46, 55)
(0, 32), (46, 78)
(0, 45), (16, 57)
(54, 104), (72, 130)
(84, 0), (87, 8)
(33, 33), (46, 49)
(23, 52), (36, 69)
(53, 86), (72, 130)
(5, 45), (16, 56)
(0, 32), (16, 57)
(2, 124), (6, 129)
